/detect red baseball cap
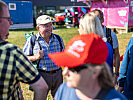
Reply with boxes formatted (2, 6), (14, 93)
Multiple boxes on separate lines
(48, 33), (108, 68)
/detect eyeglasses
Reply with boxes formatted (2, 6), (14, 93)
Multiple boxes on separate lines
(39, 23), (53, 28)
(68, 64), (88, 73)
(0, 17), (12, 23)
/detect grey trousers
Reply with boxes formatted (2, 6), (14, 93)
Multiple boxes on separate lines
(39, 69), (63, 97)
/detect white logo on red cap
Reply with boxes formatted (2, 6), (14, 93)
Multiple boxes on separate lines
(67, 40), (86, 58)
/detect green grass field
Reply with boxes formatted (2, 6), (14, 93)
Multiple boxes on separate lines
(7, 27), (133, 100)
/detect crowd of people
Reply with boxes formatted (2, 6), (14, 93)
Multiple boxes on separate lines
(0, 0), (133, 100)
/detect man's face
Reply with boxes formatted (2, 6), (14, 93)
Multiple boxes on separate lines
(0, 6), (13, 40)
(37, 22), (53, 38)
(94, 11), (104, 24)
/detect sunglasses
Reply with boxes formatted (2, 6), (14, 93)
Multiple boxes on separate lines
(68, 64), (88, 73)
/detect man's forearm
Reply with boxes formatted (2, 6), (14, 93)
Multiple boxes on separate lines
(114, 52), (120, 74)
(113, 52), (120, 85)
(113, 47), (120, 74)
(31, 77), (48, 100)
(34, 91), (47, 100)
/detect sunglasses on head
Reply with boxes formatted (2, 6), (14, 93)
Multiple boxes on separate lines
(81, 13), (87, 18)
(68, 64), (88, 73)
(81, 13), (95, 19)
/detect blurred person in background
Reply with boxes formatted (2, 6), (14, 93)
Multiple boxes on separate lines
(79, 12), (113, 75)
(92, 9), (120, 84)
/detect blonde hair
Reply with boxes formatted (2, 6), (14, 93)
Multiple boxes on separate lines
(79, 13), (104, 37)
(87, 63), (114, 89)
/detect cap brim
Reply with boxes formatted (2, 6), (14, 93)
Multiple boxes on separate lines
(48, 51), (84, 68)
(37, 21), (51, 25)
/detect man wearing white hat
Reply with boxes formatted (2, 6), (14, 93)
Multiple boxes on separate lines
(23, 15), (65, 97)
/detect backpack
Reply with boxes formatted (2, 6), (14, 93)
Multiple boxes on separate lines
(106, 27), (113, 49)
(24, 32), (63, 68)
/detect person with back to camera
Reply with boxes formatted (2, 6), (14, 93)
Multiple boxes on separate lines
(0, 1), (48, 100)
(79, 12), (113, 75)
(92, 9), (120, 85)
(23, 14), (65, 98)
(48, 33), (127, 100)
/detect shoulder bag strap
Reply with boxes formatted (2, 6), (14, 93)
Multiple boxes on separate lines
(31, 35), (42, 69)
(106, 27), (113, 49)
(54, 34), (63, 51)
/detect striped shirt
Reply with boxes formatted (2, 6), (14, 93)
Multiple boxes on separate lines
(0, 41), (40, 100)
(23, 33), (65, 71)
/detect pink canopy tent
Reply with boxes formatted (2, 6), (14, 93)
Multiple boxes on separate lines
(77, 0), (108, 5)
(77, 0), (128, 5)
(78, 0), (133, 33)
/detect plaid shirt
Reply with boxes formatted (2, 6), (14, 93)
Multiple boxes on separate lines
(0, 42), (40, 100)
(23, 33), (65, 71)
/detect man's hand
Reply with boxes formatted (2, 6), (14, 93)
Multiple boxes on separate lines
(118, 87), (124, 93)
(35, 50), (44, 60)
(27, 50), (44, 61)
